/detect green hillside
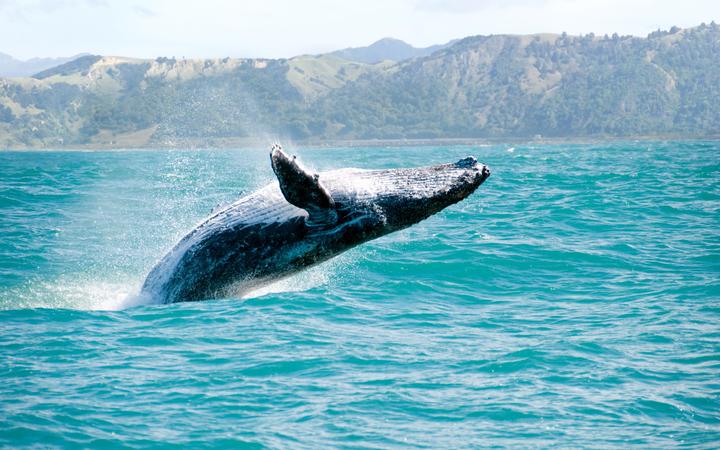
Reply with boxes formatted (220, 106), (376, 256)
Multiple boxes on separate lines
(0, 24), (718, 148)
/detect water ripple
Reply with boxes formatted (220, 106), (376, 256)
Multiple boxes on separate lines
(1, 142), (719, 447)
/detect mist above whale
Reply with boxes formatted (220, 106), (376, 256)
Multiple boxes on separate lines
(140, 145), (490, 304)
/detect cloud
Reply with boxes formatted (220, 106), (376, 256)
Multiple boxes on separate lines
(0, 0), (107, 20)
(414, 0), (548, 13)
(132, 4), (156, 17)
(0, 0), (718, 60)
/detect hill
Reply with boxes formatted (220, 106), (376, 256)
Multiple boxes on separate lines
(0, 24), (718, 148)
(0, 52), (89, 78)
(316, 25), (720, 139)
(329, 37), (452, 64)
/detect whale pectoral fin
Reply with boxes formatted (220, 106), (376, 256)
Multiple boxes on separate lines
(270, 144), (337, 224)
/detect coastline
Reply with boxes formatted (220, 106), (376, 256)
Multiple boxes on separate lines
(2, 134), (719, 151)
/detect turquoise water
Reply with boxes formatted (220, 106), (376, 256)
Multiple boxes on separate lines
(1, 142), (719, 447)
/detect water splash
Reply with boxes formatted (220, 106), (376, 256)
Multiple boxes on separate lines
(0, 276), (145, 311)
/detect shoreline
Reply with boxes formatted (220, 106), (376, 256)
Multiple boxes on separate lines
(2, 135), (719, 151)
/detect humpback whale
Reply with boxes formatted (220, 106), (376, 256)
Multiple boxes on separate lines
(141, 145), (490, 304)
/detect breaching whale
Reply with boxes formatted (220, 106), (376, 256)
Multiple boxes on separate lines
(141, 145), (490, 304)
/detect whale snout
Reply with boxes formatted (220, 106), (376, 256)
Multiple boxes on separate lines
(452, 157), (490, 193)
(475, 164), (491, 188)
(480, 164), (491, 181)
(454, 156), (490, 183)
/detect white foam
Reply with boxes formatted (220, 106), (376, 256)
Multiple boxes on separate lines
(0, 254), (346, 311)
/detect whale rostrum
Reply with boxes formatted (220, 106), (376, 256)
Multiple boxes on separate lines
(141, 144), (490, 303)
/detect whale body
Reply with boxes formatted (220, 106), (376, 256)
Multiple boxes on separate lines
(141, 145), (490, 303)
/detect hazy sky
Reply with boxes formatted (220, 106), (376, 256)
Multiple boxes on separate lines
(1, 0), (718, 60)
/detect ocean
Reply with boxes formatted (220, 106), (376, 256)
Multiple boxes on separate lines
(1, 142), (718, 447)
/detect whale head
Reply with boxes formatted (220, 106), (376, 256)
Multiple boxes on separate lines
(346, 155), (491, 232)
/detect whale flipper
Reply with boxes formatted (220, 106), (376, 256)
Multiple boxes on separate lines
(270, 144), (337, 224)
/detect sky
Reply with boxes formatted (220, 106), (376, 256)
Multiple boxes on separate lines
(1, 0), (719, 60)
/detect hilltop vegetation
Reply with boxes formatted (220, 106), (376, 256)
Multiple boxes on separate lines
(0, 24), (718, 148)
